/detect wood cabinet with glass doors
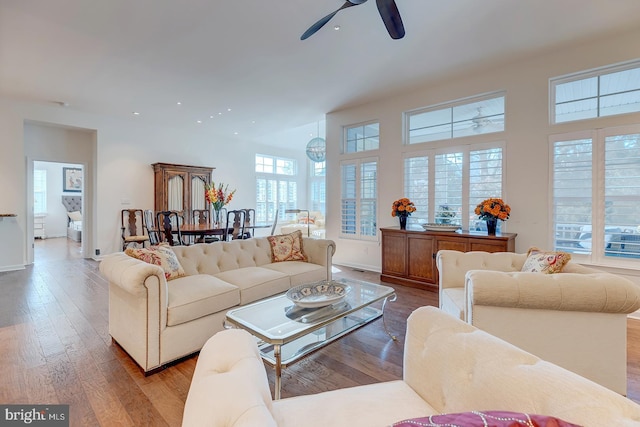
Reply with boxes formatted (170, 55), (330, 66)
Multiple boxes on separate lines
(152, 163), (214, 220)
(380, 226), (516, 292)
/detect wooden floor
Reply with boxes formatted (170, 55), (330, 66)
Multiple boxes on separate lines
(1, 237), (639, 426)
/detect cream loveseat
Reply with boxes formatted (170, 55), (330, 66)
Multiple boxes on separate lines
(182, 306), (640, 426)
(436, 249), (640, 395)
(280, 211), (325, 238)
(99, 236), (336, 373)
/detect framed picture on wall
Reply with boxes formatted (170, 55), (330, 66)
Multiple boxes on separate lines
(63, 167), (83, 192)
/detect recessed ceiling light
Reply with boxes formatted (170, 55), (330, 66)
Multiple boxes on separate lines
(334, 25), (341, 31)
(177, 102), (182, 106)
(132, 111), (140, 115)
(227, 108), (232, 112)
(218, 112), (223, 115)
(234, 132), (239, 135)
(210, 115), (215, 119)
(196, 120), (202, 124)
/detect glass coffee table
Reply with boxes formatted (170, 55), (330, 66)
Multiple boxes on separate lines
(224, 278), (396, 399)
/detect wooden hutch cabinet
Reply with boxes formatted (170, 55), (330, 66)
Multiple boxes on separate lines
(152, 163), (214, 217)
(380, 226), (516, 292)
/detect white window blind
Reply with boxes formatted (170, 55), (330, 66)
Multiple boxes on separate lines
(310, 160), (326, 214)
(403, 145), (504, 229)
(403, 156), (429, 225)
(34, 169), (47, 214)
(434, 152), (463, 224)
(551, 127), (640, 262)
(552, 138), (593, 253)
(340, 159), (378, 239)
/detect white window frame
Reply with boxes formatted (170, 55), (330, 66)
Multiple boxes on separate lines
(340, 157), (378, 241)
(549, 124), (640, 267)
(403, 142), (506, 230)
(404, 91), (505, 145)
(343, 121), (380, 154)
(550, 59), (640, 124)
(255, 154), (298, 224)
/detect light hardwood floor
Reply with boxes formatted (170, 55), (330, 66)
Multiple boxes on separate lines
(1, 237), (639, 426)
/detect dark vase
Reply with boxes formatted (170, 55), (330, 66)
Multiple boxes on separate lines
(399, 216), (407, 230)
(486, 218), (498, 235)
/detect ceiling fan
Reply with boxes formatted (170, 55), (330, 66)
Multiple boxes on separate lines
(301, 0), (405, 40)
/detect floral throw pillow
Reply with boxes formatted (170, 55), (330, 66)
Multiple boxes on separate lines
(521, 247), (572, 274)
(267, 230), (308, 262)
(392, 410), (581, 427)
(125, 243), (186, 281)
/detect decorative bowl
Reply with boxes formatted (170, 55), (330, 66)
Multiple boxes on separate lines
(286, 281), (351, 308)
(421, 223), (461, 232)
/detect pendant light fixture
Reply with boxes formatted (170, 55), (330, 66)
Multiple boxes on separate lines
(306, 121), (326, 162)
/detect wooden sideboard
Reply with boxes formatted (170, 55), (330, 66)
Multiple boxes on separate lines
(380, 226), (517, 292)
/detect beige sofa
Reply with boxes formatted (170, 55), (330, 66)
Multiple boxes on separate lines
(182, 306), (640, 426)
(99, 237), (336, 373)
(436, 249), (640, 395)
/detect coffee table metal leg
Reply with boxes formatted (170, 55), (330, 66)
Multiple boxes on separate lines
(274, 344), (282, 400)
(381, 293), (398, 341)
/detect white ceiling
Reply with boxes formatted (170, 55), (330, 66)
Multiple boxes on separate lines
(2, 0), (640, 143)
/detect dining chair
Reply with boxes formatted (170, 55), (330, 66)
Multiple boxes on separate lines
(156, 210), (188, 246)
(192, 209), (220, 243)
(143, 209), (159, 245)
(224, 210), (246, 241)
(241, 208), (256, 239)
(121, 209), (150, 251)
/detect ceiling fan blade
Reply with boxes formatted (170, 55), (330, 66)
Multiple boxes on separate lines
(376, 0), (405, 39)
(301, 1), (359, 40)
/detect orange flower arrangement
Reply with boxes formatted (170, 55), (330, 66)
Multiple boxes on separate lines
(391, 198), (417, 218)
(205, 182), (236, 212)
(475, 198), (511, 221)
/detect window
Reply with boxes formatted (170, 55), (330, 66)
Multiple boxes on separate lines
(406, 92), (505, 144)
(34, 169), (47, 214)
(344, 122), (379, 153)
(404, 145), (504, 229)
(551, 126), (640, 262)
(551, 60), (640, 124)
(341, 158), (378, 239)
(255, 154), (297, 224)
(309, 160), (326, 214)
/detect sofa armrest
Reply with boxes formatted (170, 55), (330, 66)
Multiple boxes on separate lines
(99, 252), (167, 298)
(302, 238), (336, 279)
(465, 270), (640, 314)
(182, 329), (276, 427)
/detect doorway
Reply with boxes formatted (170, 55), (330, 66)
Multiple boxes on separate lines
(24, 121), (96, 265)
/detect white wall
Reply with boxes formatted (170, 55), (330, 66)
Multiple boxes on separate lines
(326, 26), (640, 276)
(0, 98), (311, 270)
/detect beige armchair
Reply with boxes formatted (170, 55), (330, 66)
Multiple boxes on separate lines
(436, 249), (640, 395)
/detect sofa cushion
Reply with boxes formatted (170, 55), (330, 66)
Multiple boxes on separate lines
(262, 261), (326, 287)
(125, 243), (185, 281)
(167, 274), (240, 326)
(215, 267), (290, 305)
(392, 410), (580, 427)
(268, 230), (308, 262)
(521, 247), (571, 274)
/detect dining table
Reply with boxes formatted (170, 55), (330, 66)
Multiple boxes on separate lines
(180, 223), (232, 244)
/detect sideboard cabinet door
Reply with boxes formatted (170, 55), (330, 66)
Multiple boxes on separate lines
(380, 227), (516, 292)
(152, 163), (214, 221)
